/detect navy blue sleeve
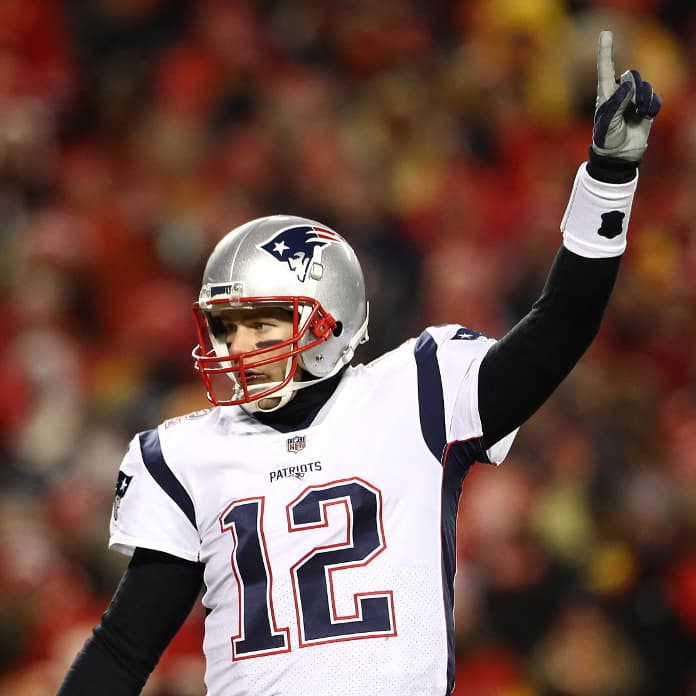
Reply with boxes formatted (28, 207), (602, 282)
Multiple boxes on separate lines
(478, 246), (620, 449)
(56, 548), (204, 695)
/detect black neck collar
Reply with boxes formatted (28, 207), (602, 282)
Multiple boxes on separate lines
(249, 368), (347, 433)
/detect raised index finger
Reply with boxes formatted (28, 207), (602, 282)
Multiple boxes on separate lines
(597, 30), (616, 101)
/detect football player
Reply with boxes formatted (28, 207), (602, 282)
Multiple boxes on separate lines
(58, 31), (660, 696)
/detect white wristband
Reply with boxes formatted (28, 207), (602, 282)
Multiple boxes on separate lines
(560, 162), (638, 258)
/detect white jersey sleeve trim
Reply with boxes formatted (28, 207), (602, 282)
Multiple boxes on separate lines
(414, 325), (518, 466)
(455, 351), (518, 465)
(109, 532), (201, 562)
(109, 429), (201, 562)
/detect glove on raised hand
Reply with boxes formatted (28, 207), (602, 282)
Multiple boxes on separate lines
(591, 30), (661, 163)
(561, 31), (662, 257)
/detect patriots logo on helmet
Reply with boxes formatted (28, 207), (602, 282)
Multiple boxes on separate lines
(258, 225), (342, 282)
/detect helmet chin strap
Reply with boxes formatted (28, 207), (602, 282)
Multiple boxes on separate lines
(237, 356), (297, 414)
(241, 386), (296, 414)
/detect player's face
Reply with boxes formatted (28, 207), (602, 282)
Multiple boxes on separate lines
(209, 307), (297, 408)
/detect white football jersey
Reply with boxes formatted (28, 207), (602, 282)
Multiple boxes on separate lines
(109, 325), (517, 696)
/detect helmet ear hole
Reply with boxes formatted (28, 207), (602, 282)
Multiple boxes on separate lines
(333, 321), (343, 337)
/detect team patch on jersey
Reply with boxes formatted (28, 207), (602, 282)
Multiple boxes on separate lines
(112, 471), (133, 521)
(287, 434), (306, 453)
(258, 225), (342, 282)
(451, 327), (486, 341)
(270, 461), (322, 483)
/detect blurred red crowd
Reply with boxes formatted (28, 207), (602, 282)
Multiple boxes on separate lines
(1, 1), (696, 694)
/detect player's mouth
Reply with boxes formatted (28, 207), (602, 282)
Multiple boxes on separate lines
(242, 370), (267, 384)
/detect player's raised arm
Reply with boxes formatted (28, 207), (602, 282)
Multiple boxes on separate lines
(477, 31), (661, 450)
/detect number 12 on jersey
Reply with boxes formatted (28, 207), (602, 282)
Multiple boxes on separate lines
(219, 477), (397, 660)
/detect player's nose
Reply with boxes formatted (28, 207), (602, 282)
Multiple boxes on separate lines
(226, 326), (255, 355)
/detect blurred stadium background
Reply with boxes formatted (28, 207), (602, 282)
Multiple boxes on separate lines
(1, 0), (695, 694)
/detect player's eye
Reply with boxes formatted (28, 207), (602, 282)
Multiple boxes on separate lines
(252, 321), (274, 331)
(208, 315), (236, 338)
(208, 315), (225, 338)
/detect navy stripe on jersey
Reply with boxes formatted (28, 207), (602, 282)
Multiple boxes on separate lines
(139, 429), (197, 531)
(413, 330), (447, 461)
(441, 440), (479, 694)
(414, 329), (482, 692)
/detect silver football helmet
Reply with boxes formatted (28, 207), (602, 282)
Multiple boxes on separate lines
(192, 215), (369, 411)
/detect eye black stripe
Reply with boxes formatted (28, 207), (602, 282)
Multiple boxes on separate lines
(255, 340), (283, 349)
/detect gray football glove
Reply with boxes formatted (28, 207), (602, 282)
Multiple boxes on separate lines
(591, 30), (661, 162)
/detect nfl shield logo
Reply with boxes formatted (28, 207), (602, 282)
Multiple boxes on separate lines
(287, 435), (305, 454)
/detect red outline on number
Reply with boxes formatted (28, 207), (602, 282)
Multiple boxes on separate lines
(285, 476), (397, 647)
(219, 496), (291, 660)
